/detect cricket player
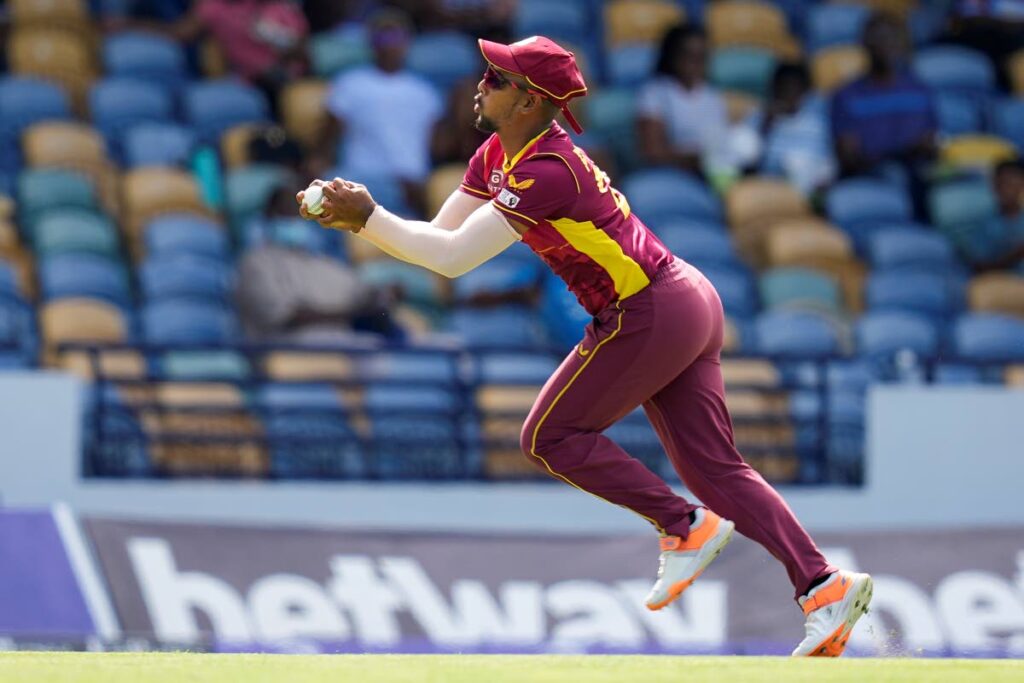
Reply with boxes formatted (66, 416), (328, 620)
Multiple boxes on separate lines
(298, 36), (873, 657)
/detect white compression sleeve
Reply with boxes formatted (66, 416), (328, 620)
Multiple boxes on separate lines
(431, 190), (487, 230)
(358, 202), (521, 278)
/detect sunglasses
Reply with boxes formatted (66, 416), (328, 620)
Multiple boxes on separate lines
(483, 66), (541, 96)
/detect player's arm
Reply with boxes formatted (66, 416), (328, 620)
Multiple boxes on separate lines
(306, 180), (522, 279)
(431, 190), (488, 230)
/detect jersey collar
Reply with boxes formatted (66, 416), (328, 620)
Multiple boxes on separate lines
(502, 125), (552, 174)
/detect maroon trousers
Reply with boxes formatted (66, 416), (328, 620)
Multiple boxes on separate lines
(521, 259), (835, 598)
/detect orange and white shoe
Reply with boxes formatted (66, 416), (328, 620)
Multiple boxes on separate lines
(644, 508), (734, 611)
(792, 570), (873, 657)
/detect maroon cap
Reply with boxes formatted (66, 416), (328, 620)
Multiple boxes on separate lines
(478, 36), (588, 134)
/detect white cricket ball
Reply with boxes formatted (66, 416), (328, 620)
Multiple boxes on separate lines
(302, 183), (325, 216)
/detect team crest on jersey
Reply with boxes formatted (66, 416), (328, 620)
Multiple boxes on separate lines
(496, 188), (521, 208)
(488, 170), (504, 194)
(507, 174), (535, 191)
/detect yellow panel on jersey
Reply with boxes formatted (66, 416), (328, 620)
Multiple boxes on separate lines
(549, 217), (651, 299)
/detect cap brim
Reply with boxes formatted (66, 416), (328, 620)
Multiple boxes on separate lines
(478, 39), (524, 77)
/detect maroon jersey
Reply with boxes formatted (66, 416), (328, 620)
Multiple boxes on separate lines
(460, 123), (674, 315)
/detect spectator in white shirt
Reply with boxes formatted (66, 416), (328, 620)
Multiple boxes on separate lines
(636, 25), (729, 177)
(320, 9), (443, 217)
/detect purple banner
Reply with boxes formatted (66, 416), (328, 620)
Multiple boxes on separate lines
(0, 509), (95, 638)
(82, 518), (1024, 657)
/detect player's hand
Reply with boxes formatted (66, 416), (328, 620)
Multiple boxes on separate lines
(321, 178), (378, 231)
(296, 179), (360, 231)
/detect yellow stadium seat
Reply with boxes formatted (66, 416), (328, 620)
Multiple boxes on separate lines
(725, 389), (789, 418)
(220, 123), (262, 169)
(481, 416), (533, 478)
(41, 297), (127, 346)
(57, 350), (146, 379)
(280, 79), (329, 151)
(968, 272), (1024, 319)
(121, 168), (210, 252)
(1011, 49), (1024, 95)
(10, 0), (91, 32)
(941, 135), (1019, 171)
(723, 90), (760, 123)
(8, 28), (96, 113)
(765, 223), (854, 268)
(1005, 365), (1024, 386)
(720, 358), (781, 388)
(706, 0), (800, 58)
(23, 121), (118, 212)
(144, 404), (268, 477)
(263, 351), (355, 380)
(476, 385), (541, 413)
(605, 0), (685, 48)
(199, 37), (229, 78)
(426, 163), (469, 218)
(812, 45), (867, 92)
(723, 316), (742, 352)
(743, 451), (800, 482)
(726, 177), (811, 265)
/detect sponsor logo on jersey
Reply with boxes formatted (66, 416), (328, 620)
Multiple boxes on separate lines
(488, 170), (504, 194)
(507, 174), (535, 191)
(496, 188), (521, 208)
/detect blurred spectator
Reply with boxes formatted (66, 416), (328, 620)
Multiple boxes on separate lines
(945, 0), (1024, 89)
(636, 25), (729, 177)
(431, 78), (490, 166)
(236, 185), (403, 341)
(247, 125), (308, 174)
(386, 0), (514, 43)
(963, 159), (1024, 272)
(112, 0), (310, 108)
(831, 12), (936, 215)
(735, 62), (836, 196)
(320, 9), (443, 217)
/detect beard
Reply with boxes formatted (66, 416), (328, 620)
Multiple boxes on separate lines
(474, 113), (498, 133)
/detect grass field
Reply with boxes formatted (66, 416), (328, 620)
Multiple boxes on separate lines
(0, 653), (1021, 683)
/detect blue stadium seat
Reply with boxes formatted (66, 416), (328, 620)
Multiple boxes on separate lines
(826, 178), (913, 252)
(449, 305), (547, 350)
(329, 167), (414, 218)
(103, 32), (188, 87)
(759, 267), (842, 314)
(145, 214), (229, 260)
(607, 44), (658, 88)
(364, 384), (460, 412)
(913, 46), (996, 96)
(242, 217), (344, 257)
(928, 179), (998, 253)
(953, 314), (1024, 361)
(755, 310), (840, 357)
(655, 221), (737, 267)
(84, 386), (150, 477)
(513, 0), (590, 46)
(0, 262), (18, 297)
(934, 92), (983, 136)
(709, 47), (777, 98)
(17, 169), (97, 221)
(142, 300), (236, 344)
(160, 350), (250, 380)
(258, 383), (363, 478)
(868, 227), (956, 272)
(0, 77), (70, 171)
(407, 31), (480, 91)
(122, 122), (197, 168)
(622, 169), (722, 225)
(224, 164), (290, 229)
(806, 4), (869, 53)
(452, 259), (543, 303)
(0, 295), (35, 365)
(539, 270), (591, 352)
(370, 414), (467, 478)
(140, 255), (231, 303)
(33, 209), (120, 259)
(865, 270), (963, 318)
(583, 88), (638, 169)
(701, 265), (758, 318)
(39, 254), (130, 306)
(183, 80), (270, 145)
(933, 363), (984, 384)
(310, 26), (371, 78)
(855, 311), (939, 358)
(604, 408), (666, 477)
(992, 98), (1024, 151)
(356, 260), (443, 307)
(475, 351), (560, 384)
(362, 350), (459, 384)
(90, 78), (173, 153)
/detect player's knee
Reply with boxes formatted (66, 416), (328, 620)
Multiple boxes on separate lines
(519, 419), (563, 462)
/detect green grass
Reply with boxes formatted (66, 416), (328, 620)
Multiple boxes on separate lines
(0, 653), (1020, 683)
